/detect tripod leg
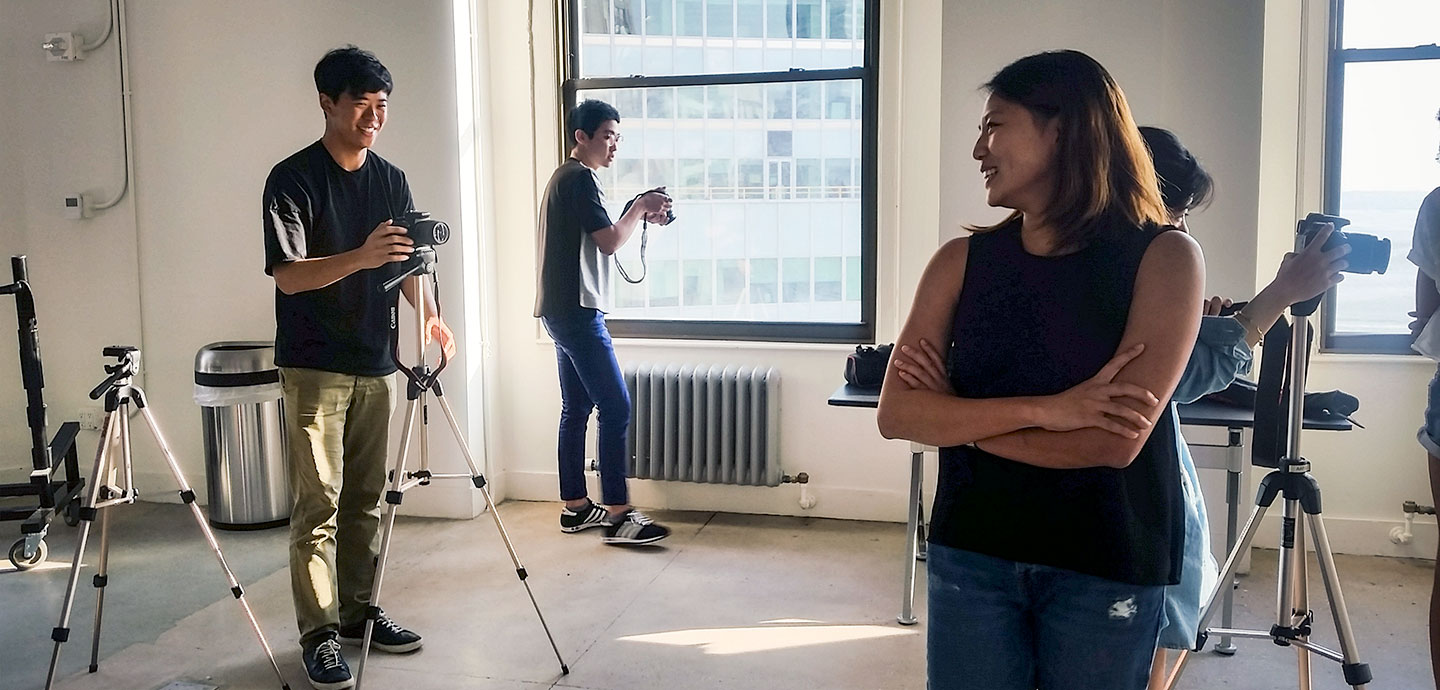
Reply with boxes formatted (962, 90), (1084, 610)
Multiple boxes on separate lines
(434, 394), (570, 674)
(133, 405), (291, 690)
(45, 412), (118, 690)
(1196, 497), (1274, 640)
(1293, 515), (1312, 690)
(1305, 513), (1372, 689)
(354, 398), (420, 690)
(88, 502), (113, 672)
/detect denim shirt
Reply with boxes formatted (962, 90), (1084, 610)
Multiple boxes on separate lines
(1158, 315), (1254, 649)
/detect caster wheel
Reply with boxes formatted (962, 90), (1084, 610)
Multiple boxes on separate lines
(9, 538), (47, 570)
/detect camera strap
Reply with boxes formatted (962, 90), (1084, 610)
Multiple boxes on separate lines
(613, 189), (660, 284)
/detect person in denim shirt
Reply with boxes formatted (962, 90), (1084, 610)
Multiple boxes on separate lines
(1139, 127), (1349, 688)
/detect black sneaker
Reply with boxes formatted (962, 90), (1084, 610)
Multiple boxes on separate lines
(560, 500), (609, 533)
(338, 610), (423, 654)
(302, 634), (354, 690)
(602, 509), (670, 545)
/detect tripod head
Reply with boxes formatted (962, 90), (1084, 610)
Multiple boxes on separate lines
(89, 346), (140, 400)
(379, 246), (438, 295)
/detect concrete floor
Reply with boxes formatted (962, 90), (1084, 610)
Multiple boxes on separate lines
(0, 500), (1433, 690)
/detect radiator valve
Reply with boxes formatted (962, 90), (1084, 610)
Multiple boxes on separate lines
(783, 473), (816, 509)
(1390, 501), (1437, 545)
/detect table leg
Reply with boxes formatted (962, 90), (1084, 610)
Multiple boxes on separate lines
(1218, 427), (1242, 655)
(900, 448), (923, 626)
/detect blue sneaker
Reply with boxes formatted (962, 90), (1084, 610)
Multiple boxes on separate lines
(302, 634), (354, 690)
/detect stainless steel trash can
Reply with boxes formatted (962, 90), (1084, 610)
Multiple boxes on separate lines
(194, 342), (290, 530)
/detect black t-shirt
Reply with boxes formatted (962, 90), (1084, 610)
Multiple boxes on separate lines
(931, 219), (1185, 587)
(263, 140), (412, 376)
(534, 158), (614, 318)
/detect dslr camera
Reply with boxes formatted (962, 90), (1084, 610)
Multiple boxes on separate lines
(1297, 212), (1390, 275)
(394, 210), (451, 247)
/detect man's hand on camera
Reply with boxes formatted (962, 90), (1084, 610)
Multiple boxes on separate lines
(638, 187), (673, 224)
(354, 220), (414, 269)
(1272, 222), (1349, 304)
(427, 315), (457, 360)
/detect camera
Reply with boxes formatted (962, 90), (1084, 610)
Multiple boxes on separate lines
(394, 210), (451, 246)
(1297, 213), (1390, 275)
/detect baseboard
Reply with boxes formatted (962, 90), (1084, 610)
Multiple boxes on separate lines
(131, 467), (1438, 559)
(502, 470), (911, 523)
(1249, 513), (1438, 559)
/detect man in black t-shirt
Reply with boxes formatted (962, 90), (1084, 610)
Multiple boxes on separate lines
(534, 100), (672, 545)
(263, 46), (455, 690)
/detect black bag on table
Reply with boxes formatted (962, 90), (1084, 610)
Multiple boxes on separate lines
(844, 343), (893, 389)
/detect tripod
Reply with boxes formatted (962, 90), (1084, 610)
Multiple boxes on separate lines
(1164, 303), (1372, 689)
(352, 248), (568, 689)
(44, 346), (289, 689)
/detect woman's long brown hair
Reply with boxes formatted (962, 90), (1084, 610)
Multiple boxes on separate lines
(971, 50), (1168, 250)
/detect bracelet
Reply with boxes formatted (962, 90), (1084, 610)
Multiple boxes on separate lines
(1232, 310), (1264, 345)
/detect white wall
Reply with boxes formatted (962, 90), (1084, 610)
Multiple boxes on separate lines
(2, 0), (1430, 558)
(0, 0), (483, 518)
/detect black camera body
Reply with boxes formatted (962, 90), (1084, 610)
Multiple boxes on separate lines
(1297, 213), (1390, 275)
(394, 210), (451, 247)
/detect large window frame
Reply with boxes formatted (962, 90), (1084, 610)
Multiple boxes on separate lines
(1321, 0), (1440, 353)
(557, 0), (879, 343)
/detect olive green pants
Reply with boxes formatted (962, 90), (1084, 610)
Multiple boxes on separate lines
(280, 367), (395, 646)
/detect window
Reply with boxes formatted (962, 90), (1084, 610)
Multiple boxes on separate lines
(564, 0), (877, 341)
(1322, 0), (1440, 353)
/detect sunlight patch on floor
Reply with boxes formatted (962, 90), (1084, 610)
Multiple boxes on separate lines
(618, 619), (916, 655)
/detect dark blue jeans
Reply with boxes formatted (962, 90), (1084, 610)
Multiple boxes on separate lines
(927, 543), (1164, 690)
(541, 310), (631, 507)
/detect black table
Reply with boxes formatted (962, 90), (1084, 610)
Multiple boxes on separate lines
(827, 383), (1352, 633)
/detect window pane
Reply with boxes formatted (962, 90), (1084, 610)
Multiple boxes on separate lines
(645, 0), (674, 34)
(677, 0), (704, 36)
(737, 0), (764, 38)
(580, 0), (864, 77)
(677, 86), (706, 118)
(750, 258), (778, 303)
(684, 260), (713, 305)
(767, 0), (793, 39)
(578, 79), (863, 323)
(766, 83), (793, 119)
(1343, 0), (1440, 50)
(1331, 58), (1440, 336)
(583, 0), (612, 34)
(815, 257), (842, 301)
(783, 257), (811, 302)
(706, 0), (734, 37)
(826, 0), (853, 39)
(796, 0), (822, 39)
(615, 0), (641, 33)
(650, 259), (680, 307)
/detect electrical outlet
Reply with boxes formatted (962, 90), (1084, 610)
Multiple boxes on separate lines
(77, 405), (103, 431)
(62, 195), (84, 220)
(42, 32), (83, 62)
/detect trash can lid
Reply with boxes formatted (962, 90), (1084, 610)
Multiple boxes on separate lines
(196, 341), (276, 375)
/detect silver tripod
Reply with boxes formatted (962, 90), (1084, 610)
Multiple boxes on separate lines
(44, 346), (289, 690)
(352, 250), (568, 689)
(1165, 308), (1372, 689)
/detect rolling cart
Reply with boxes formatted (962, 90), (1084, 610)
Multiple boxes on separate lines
(1, 255), (84, 570)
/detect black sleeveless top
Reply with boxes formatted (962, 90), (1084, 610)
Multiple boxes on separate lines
(930, 219), (1184, 586)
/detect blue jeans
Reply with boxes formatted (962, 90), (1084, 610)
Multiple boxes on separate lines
(541, 310), (630, 506)
(927, 543), (1164, 690)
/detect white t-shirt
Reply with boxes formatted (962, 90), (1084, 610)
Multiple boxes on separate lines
(1411, 188), (1440, 359)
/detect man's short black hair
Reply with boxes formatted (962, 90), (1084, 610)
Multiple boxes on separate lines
(314, 46), (393, 101)
(566, 99), (620, 147)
